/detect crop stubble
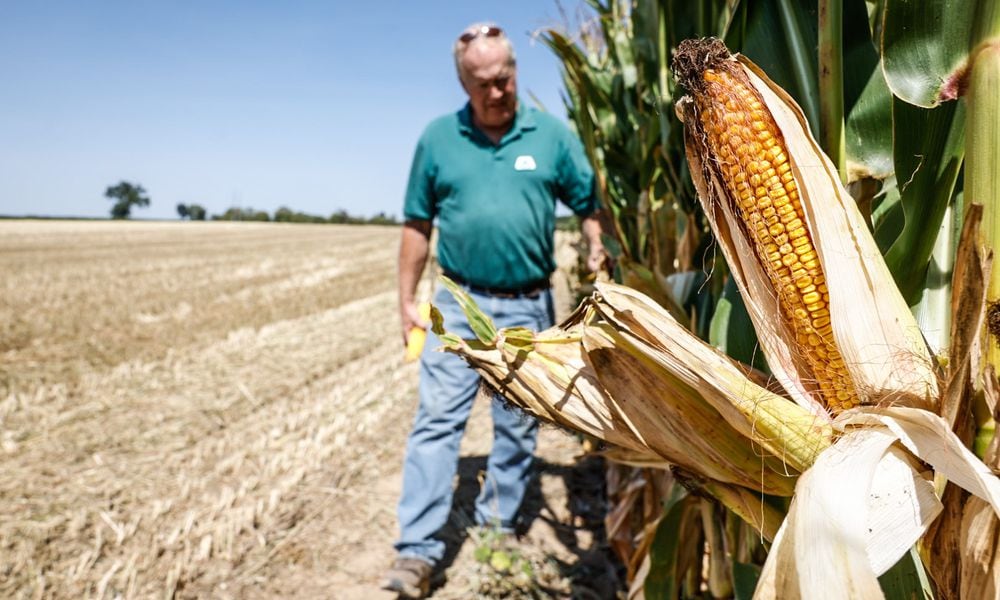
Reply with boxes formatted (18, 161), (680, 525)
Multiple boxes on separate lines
(0, 221), (413, 597)
(0, 221), (609, 599)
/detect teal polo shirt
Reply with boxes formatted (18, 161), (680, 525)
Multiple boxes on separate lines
(403, 102), (598, 289)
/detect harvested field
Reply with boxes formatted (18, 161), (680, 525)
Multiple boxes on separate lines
(0, 220), (619, 599)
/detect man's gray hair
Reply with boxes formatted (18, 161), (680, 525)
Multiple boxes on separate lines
(453, 22), (516, 80)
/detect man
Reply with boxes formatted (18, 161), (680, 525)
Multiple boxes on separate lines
(383, 22), (604, 598)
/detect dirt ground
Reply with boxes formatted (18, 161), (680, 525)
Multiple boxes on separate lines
(0, 220), (622, 599)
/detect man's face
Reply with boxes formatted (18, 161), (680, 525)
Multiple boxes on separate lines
(459, 42), (517, 129)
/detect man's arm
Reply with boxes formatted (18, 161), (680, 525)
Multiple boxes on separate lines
(580, 211), (606, 273)
(398, 219), (433, 345)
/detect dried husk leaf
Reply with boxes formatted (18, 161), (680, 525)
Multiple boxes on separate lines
(592, 283), (832, 472)
(445, 324), (658, 460)
(755, 429), (896, 600)
(583, 320), (796, 495)
(959, 497), (1000, 599)
(677, 48), (940, 414)
(755, 428), (940, 600)
(443, 316), (799, 495)
(839, 407), (1000, 515)
(944, 204), (989, 432)
(756, 406), (1000, 599)
(437, 280), (834, 499)
(866, 450), (940, 574)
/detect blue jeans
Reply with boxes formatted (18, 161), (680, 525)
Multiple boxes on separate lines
(395, 284), (555, 565)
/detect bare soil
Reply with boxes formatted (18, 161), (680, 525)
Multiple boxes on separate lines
(0, 221), (622, 599)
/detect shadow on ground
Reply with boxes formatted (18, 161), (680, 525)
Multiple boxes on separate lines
(431, 453), (626, 598)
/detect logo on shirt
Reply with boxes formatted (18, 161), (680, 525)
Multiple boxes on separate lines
(514, 155), (537, 171)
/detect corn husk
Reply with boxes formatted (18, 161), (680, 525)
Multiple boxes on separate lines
(590, 283), (830, 473)
(437, 38), (1000, 600)
(436, 277), (830, 503)
(404, 302), (432, 362)
(755, 407), (1000, 599)
(670, 39), (1000, 598)
(675, 47), (939, 415)
(960, 497), (1000, 599)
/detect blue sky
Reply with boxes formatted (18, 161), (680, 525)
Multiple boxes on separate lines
(0, 2), (585, 220)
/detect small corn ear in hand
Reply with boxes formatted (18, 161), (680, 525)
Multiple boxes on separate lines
(404, 301), (432, 362)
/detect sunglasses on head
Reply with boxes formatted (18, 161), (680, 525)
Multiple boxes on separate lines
(458, 25), (503, 44)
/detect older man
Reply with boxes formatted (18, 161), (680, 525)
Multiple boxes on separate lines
(383, 23), (603, 598)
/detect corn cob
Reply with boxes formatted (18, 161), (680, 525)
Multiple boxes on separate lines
(673, 38), (856, 412)
(404, 301), (432, 362)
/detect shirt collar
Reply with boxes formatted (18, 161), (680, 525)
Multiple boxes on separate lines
(458, 100), (537, 139)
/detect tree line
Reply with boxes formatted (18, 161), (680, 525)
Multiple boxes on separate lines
(104, 180), (398, 225)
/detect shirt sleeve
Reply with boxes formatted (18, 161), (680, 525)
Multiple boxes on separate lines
(402, 132), (437, 221)
(557, 128), (599, 217)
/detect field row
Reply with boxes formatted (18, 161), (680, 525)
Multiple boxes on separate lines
(0, 222), (411, 597)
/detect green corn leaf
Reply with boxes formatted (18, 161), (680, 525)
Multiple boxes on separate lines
(881, 0), (977, 107)
(846, 66), (894, 182)
(644, 485), (691, 600)
(733, 562), (763, 600)
(439, 276), (497, 343)
(882, 98), (965, 304)
(878, 547), (934, 600)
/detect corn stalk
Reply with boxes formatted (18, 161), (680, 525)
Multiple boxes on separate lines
(521, 0), (1000, 597)
(436, 30), (1000, 597)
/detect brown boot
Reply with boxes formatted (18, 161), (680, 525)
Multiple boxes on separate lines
(379, 557), (432, 599)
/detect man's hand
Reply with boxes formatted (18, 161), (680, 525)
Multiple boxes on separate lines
(400, 300), (430, 347)
(581, 211), (608, 274)
(585, 242), (606, 273)
(398, 219), (433, 346)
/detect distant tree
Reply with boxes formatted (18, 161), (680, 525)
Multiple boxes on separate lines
(368, 211), (398, 225)
(206, 204), (400, 226)
(274, 206), (294, 222)
(177, 203), (207, 221)
(105, 181), (150, 219)
(329, 209), (352, 224)
(213, 207), (270, 222)
(274, 206), (329, 223)
(213, 208), (234, 221)
(188, 204), (207, 221)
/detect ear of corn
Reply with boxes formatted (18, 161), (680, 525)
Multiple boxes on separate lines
(673, 38), (939, 414)
(404, 301), (432, 362)
(584, 319), (797, 495)
(591, 283), (831, 473)
(434, 37), (998, 600)
(674, 44), (855, 411)
(436, 276), (835, 504)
